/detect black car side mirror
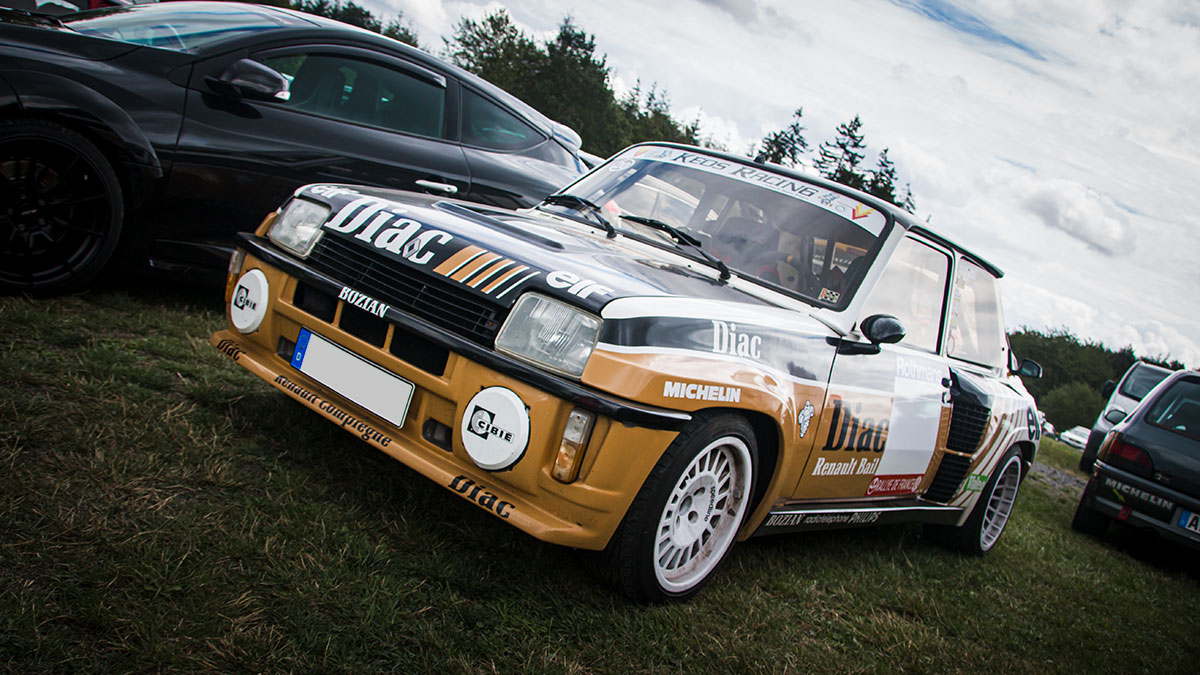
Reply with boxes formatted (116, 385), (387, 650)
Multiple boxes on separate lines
(1103, 408), (1127, 425)
(1101, 379), (1116, 399)
(207, 59), (290, 102)
(860, 314), (905, 345)
(1016, 358), (1042, 379)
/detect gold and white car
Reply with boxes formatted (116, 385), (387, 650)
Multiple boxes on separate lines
(211, 143), (1043, 602)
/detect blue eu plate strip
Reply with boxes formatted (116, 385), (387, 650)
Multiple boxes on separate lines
(292, 328), (312, 369)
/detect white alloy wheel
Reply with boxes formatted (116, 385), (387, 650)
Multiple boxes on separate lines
(653, 435), (752, 593)
(978, 453), (1023, 552)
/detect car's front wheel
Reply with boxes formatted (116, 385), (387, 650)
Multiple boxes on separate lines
(0, 119), (124, 295)
(927, 446), (1024, 555)
(588, 412), (756, 603)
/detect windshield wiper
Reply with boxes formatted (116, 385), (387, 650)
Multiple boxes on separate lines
(539, 194), (616, 238)
(619, 214), (730, 282)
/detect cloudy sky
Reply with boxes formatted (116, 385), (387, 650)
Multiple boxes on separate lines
(369, 0), (1199, 366)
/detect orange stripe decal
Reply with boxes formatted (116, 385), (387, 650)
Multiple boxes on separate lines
(467, 259), (515, 287)
(481, 265), (529, 294)
(451, 252), (501, 282)
(433, 246), (484, 276)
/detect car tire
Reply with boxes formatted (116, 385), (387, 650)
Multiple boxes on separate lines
(586, 412), (756, 603)
(926, 446), (1024, 556)
(0, 119), (124, 295)
(1070, 498), (1110, 537)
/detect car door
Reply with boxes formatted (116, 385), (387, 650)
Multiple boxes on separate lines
(158, 42), (471, 269)
(792, 234), (954, 499)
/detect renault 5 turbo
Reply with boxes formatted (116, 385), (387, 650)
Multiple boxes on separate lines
(210, 143), (1043, 602)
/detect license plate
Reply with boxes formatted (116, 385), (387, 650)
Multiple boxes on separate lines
(291, 328), (413, 428)
(1178, 509), (1200, 536)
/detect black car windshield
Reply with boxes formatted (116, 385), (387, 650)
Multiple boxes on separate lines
(66, 2), (310, 52)
(547, 145), (890, 307)
(1144, 377), (1200, 443)
(1120, 363), (1172, 401)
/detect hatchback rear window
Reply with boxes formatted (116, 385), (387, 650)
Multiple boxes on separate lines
(1145, 378), (1200, 442)
(1120, 363), (1171, 401)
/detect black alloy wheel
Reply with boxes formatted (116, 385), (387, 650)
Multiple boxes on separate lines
(0, 120), (123, 295)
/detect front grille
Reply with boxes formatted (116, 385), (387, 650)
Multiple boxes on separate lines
(924, 453), (973, 503)
(946, 400), (990, 453)
(308, 235), (507, 346)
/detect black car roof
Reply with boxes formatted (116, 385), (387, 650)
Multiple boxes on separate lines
(58, 1), (567, 141)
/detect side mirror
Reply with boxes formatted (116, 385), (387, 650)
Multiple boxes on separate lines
(1103, 408), (1127, 425)
(1101, 380), (1116, 399)
(206, 58), (290, 102)
(1017, 358), (1042, 379)
(860, 314), (905, 345)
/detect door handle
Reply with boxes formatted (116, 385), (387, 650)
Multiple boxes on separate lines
(415, 179), (458, 195)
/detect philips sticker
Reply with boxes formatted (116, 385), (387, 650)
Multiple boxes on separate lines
(461, 387), (530, 471)
(231, 269), (268, 333)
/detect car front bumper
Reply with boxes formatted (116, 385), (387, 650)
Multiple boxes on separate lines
(210, 239), (692, 550)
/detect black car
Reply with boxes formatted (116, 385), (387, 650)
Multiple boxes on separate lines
(0, 1), (588, 294)
(1072, 369), (1200, 553)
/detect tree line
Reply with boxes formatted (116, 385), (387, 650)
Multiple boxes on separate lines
(1010, 328), (1186, 432)
(283, 1), (916, 210)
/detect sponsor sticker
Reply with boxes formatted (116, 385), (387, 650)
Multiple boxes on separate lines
(964, 473), (988, 492)
(448, 475), (513, 519)
(460, 387), (530, 471)
(231, 269), (268, 333)
(865, 473), (924, 497)
(798, 400), (815, 438)
(663, 381), (741, 403)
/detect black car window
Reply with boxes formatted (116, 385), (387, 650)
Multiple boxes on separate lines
(947, 257), (1003, 368)
(68, 4), (302, 51)
(1119, 363), (1171, 401)
(860, 236), (949, 353)
(1145, 378), (1200, 442)
(461, 88), (542, 151)
(258, 53), (446, 139)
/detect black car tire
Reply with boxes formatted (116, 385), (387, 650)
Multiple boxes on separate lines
(585, 412), (756, 603)
(1079, 449), (1096, 473)
(925, 446), (1024, 556)
(0, 119), (124, 295)
(1070, 497), (1110, 537)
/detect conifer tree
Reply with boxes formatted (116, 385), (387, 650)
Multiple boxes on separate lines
(756, 108), (808, 167)
(866, 147), (898, 204)
(813, 115), (867, 190)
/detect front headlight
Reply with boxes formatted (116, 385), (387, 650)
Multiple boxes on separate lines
(268, 198), (330, 258)
(495, 294), (601, 378)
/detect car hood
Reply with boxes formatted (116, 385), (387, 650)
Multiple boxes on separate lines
(298, 184), (788, 317)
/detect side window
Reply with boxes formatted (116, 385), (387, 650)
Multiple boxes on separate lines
(948, 258), (1004, 367)
(461, 89), (543, 151)
(860, 237), (949, 353)
(257, 53), (446, 139)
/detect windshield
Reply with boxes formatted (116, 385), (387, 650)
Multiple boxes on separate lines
(547, 145), (890, 307)
(65, 2), (308, 52)
(1144, 377), (1200, 443)
(1120, 363), (1171, 401)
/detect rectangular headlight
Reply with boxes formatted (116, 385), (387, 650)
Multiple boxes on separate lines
(268, 198), (330, 258)
(495, 294), (601, 378)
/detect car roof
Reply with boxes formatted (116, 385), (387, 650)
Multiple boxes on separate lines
(61, 1), (571, 144)
(633, 142), (1005, 277)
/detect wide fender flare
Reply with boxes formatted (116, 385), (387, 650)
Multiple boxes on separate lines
(2, 69), (162, 176)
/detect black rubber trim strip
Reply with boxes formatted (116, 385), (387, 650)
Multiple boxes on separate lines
(239, 233), (692, 431)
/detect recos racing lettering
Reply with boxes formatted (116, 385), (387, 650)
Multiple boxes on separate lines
(822, 396), (889, 453)
(449, 475), (513, 518)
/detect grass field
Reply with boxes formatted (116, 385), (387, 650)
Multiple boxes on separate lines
(2, 285), (1197, 673)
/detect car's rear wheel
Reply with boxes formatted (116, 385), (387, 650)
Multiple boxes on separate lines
(927, 446), (1024, 555)
(587, 412), (756, 603)
(1070, 497), (1111, 537)
(0, 119), (123, 295)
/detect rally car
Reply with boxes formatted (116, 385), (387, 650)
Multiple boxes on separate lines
(211, 143), (1043, 602)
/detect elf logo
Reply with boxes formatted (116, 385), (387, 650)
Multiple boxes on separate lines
(448, 475), (512, 518)
(546, 270), (613, 300)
